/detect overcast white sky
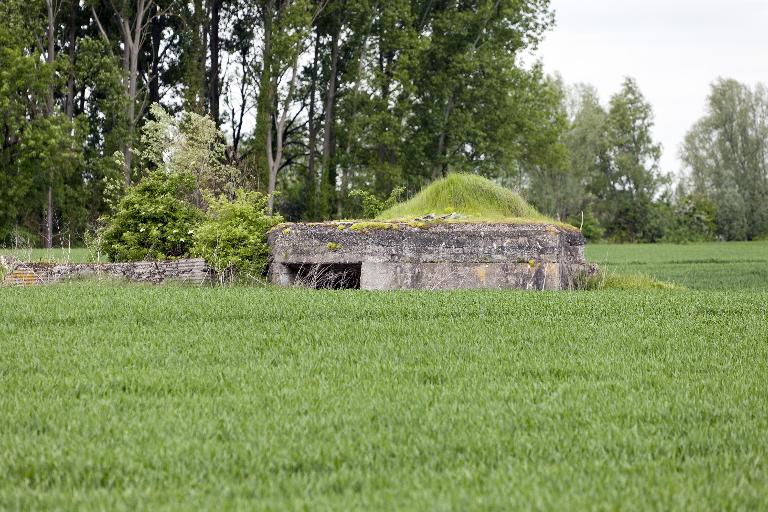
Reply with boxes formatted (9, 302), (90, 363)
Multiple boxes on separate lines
(535, 0), (768, 176)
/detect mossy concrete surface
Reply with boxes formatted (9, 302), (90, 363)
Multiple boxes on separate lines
(268, 222), (594, 290)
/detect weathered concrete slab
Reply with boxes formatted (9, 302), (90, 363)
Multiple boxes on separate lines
(267, 222), (595, 290)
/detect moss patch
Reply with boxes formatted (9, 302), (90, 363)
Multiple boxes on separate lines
(348, 221), (399, 233)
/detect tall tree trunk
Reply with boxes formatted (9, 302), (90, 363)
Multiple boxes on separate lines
(125, 16), (139, 186)
(253, 0), (275, 191)
(119, 15), (131, 185)
(432, 94), (454, 180)
(109, 0), (155, 186)
(375, 48), (395, 193)
(46, 0), (55, 115)
(306, 30), (320, 219)
(65, 5), (77, 119)
(231, 46), (249, 158)
(208, 0), (221, 123)
(337, 35), (369, 218)
(266, 49), (301, 216)
(45, 0), (56, 249)
(321, 31), (339, 173)
(149, 5), (161, 104)
(199, 0), (209, 113)
(320, 29), (340, 218)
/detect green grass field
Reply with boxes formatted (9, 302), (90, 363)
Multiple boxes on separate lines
(1, 242), (767, 509)
(586, 241), (768, 290)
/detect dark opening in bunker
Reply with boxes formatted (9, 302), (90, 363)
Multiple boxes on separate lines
(287, 263), (361, 289)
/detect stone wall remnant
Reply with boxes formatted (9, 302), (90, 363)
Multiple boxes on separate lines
(0, 257), (210, 286)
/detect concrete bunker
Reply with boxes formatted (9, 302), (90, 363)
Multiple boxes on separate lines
(268, 174), (596, 291)
(268, 221), (595, 291)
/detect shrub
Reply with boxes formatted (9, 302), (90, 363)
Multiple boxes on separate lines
(349, 186), (405, 219)
(192, 189), (283, 276)
(141, 103), (239, 200)
(100, 171), (204, 261)
(663, 194), (717, 243)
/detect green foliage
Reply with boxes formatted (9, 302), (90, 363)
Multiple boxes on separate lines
(596, 78), (665, 242)
(349, 186), (405, 218)
(378, 173), (548, 222)
(191, 190), (283, 276)
(100, 172), (204, 261)
(662, 194), (717, 243)
(0, 2), (88, 244)
(404, 2), (558, 183)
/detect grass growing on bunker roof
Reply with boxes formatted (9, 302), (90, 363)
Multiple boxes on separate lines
(377, 173), (552, 223)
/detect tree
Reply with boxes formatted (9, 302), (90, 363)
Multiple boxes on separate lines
(682, 79), (768, 240)
(0, 0), (85, 246)
(264, 0), (322, 215)
(407, 0), (556, 185)
(594, 77), (664, 242)
(561, 84), (609, 216)
(3, 0), (607, 239)
(91, 0), (170, 186)
(141, 103), (239, 203)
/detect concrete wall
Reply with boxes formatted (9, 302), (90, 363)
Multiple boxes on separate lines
(268, 222), (594, 290)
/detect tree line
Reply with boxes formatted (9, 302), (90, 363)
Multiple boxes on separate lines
(540, 77), (768, 242)
(1, 0), (766, 248)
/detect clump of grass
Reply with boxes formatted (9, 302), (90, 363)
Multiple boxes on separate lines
(377, 173), (550, 222)
(326, 242), (342, 251)
(579, 270), (681, 291)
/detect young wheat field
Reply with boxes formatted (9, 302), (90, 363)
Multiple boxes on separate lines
(1, 242), (767, 510)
